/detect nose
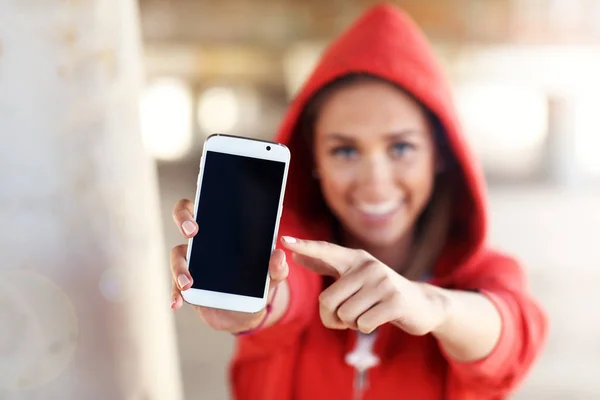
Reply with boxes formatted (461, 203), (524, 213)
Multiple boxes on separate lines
(357, 153), (395, 195)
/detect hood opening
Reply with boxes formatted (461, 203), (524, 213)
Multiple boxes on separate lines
(276, 4), (487, 281)
(284, 73), (472, 280)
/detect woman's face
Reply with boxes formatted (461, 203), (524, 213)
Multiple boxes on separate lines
(313, 79), (438, 248)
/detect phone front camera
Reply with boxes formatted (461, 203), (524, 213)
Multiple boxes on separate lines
(266, 146), (271, 151)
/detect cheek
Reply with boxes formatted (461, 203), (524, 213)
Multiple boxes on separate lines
(317, 162), (357, 208)
(402, 157), (436, 205)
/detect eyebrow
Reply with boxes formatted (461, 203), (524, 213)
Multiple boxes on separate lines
(323, 129), (421, 142)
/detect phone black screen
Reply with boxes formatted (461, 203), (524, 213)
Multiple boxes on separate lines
(188, 150), (286, 298)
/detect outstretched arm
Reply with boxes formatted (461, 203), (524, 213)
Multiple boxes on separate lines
(424, 284), (502, 362)
(281, 238), (548, 395)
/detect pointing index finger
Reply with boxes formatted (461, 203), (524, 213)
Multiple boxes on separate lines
(280, 236), (363, 276)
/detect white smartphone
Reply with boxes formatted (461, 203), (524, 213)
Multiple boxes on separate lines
(182, 134), (291, 313)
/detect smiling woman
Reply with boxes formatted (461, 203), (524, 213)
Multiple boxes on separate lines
(168, 4), (547, 400)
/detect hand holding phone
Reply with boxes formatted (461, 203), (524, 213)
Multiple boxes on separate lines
(169, 199), (290, 333)
(169, 134), (291, 332)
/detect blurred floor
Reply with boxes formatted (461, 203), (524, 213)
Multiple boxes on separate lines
(157, 162), (600, 400)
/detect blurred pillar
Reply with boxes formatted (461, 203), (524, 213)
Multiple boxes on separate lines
(544, 97), (579, 188)
(0, 1), (183, 399)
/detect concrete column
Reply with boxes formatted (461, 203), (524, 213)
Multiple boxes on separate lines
(544, 97), (579, 188)
(0, 1), (183, 399)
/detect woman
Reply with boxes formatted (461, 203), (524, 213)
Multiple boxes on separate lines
(170, 4), (547, 399)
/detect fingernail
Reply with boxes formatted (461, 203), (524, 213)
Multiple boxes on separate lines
(182, 220), (196, 236)
(171, 299), (176, 309)
(177, 274), (190, 289)
(280, 252), (286, 267)
(282, 236), (296, 243)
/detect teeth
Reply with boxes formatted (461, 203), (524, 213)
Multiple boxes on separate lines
(356, 201), (399, 215)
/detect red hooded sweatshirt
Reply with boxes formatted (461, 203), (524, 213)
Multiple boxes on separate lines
(230, 4), (548, 399)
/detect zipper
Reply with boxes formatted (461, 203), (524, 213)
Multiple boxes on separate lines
(345, 330), (380, 400)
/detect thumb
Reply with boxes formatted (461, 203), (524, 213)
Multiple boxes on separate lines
(268, 249), (289, 291)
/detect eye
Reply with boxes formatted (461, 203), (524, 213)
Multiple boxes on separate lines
(330, 145), (358, 159)
(390, 142), (415, 157)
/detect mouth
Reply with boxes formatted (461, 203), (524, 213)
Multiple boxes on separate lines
(355, 200), (402, 219)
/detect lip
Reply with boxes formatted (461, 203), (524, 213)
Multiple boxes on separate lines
(356, 200), (399, 215)
(354, 200), (403, 225)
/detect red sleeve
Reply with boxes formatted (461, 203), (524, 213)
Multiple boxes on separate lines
(442, 250), (548, 396)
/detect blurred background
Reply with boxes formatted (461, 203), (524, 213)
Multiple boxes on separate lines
(1, 0), (600, 399)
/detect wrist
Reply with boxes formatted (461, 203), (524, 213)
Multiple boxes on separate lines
(418, 283), (453, 337)
(234, 285), (279, 336)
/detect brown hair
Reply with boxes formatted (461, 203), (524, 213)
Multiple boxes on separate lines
(288, 73), (458, 280)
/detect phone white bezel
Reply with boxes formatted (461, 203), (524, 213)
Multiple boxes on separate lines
(181, 134), (291, 313)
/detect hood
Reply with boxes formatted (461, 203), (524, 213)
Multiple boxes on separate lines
(275, 3), (488, 279)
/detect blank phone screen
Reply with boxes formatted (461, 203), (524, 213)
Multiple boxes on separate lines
(188, 150), (286, 298)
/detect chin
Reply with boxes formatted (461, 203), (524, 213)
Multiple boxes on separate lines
(353, 226), (408, 249)
(335, 204), (412, 247)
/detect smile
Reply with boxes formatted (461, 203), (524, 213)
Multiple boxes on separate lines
(355, 200), (402, 217)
